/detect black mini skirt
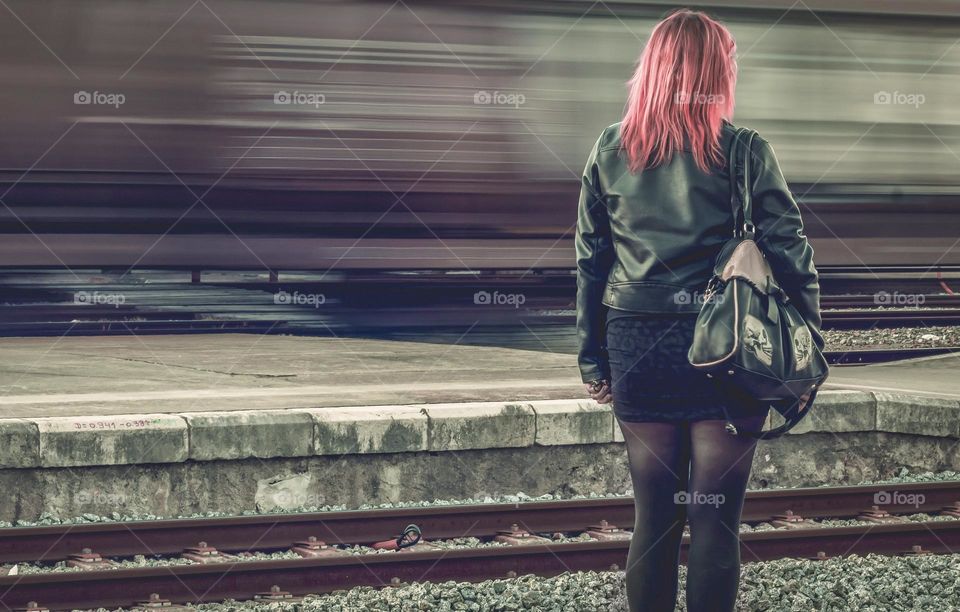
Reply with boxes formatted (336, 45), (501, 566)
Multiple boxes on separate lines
(605, 314), (770, 423)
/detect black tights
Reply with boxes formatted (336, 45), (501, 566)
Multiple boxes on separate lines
(617, 414), (765, 612)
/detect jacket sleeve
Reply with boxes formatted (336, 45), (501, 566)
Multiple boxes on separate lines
(575, 134), (615, 383)
(749, 137), (825, 351)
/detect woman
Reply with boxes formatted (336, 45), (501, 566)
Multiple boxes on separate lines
(575, 9), (822, 612)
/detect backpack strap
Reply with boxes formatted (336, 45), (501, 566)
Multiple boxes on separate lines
(740, 129), (758, 240)
(727, 127), (744, 237)
(727, 127), (759, 240)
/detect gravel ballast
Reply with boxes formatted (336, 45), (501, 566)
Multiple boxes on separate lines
(123, 552), (960, 612)
(822, 325), (960, 349)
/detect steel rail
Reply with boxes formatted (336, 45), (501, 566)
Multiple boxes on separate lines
(1, 521), (959, 610)
(1, 481), (957, 565)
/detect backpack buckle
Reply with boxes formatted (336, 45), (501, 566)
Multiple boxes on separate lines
(704, 277), (724, 302)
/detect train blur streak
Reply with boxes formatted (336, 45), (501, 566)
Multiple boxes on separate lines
(1, 0), (958, 272)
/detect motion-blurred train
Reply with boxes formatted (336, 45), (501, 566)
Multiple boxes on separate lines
(1, 0), (958, 272)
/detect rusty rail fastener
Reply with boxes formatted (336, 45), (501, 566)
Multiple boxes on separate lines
(940, 502), (960, 518)
(856, 506), (906, 524)
(131, 593), (190, 611)
(494, 523), (550, 546)
(254, 585), (300, 602)
(292, 536), (344, 558)
(66, 548), (118, 570)
(586, 520), (631, 541)
(771, 510), (816, 529)
(182, 541), (237, 564)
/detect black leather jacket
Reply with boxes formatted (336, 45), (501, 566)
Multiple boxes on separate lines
(576, 120), (824, 383)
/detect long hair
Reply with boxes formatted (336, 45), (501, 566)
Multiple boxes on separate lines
(620, 9), (737, 173)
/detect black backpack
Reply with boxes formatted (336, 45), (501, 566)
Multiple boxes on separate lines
(687, 127), (829, 439)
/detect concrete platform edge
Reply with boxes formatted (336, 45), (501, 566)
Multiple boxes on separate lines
(0, 390), (955, 468)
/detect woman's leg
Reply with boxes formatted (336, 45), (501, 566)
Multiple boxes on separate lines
(684, 414), (767, 612)
(617, 418), (691, 612)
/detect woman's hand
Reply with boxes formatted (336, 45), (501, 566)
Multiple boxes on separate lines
(585, 379), (613, 404)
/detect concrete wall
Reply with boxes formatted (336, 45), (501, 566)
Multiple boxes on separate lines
(0, 392), (958, 522)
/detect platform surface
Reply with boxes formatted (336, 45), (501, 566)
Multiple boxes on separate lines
(820, 352), (960, 400)
(0, 333), (957, 418)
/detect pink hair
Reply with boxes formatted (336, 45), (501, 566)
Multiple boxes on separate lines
(620, 9), (737, 173)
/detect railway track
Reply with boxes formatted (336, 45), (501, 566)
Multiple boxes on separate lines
(2, 482), (960, 610)
(823, 307), (960, 327)
(1, 268), (960, 335)
(822, 295), (960, 309)
(2, 298), (959, 336)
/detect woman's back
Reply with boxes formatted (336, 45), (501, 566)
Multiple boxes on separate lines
(584, 119), (740, 310)
(576, 118), (822, 383)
